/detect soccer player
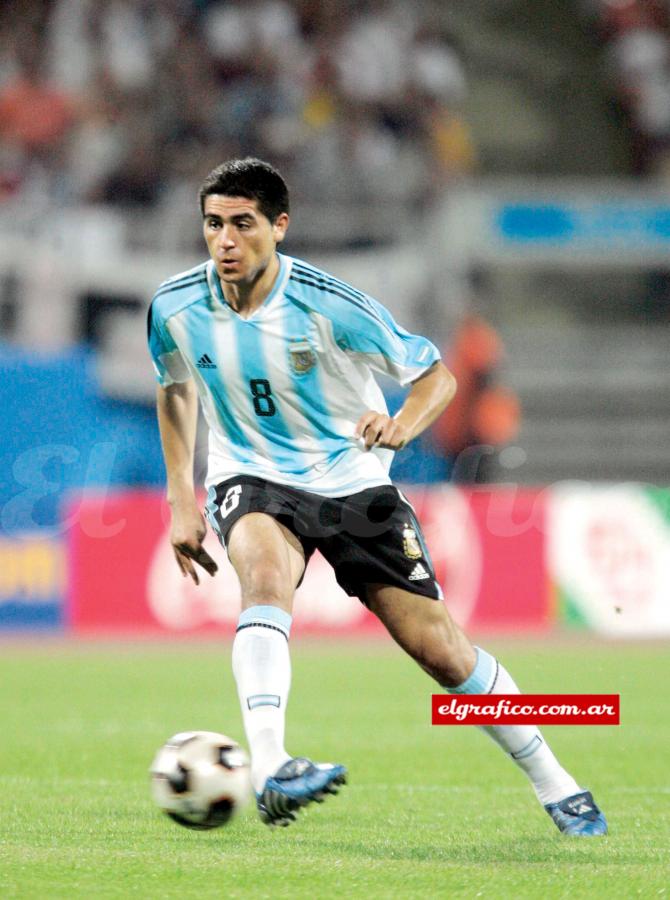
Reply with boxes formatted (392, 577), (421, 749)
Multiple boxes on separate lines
(148, 158), (607, 834)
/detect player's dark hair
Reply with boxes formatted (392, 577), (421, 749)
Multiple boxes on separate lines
(198, 158), (290, 222)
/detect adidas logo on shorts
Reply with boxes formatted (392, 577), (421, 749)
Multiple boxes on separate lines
(408, 561), (430, 581)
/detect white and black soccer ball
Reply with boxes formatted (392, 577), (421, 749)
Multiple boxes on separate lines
(150, 731), (251, 829)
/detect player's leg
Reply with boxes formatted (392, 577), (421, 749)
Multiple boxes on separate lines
(228, 511), (304, 613)
(227, 512), (304, 795)
(366, 583), (578, 792)
(366, 584), (606, 834)
(225, 509), (346, 825)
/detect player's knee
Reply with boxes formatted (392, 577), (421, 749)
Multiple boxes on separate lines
(419, 644), (475, 688)
(411, 606), (476, 687)
(237, 561), (292, 608)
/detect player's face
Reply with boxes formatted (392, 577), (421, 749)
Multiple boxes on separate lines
(202, 195), (289, 284)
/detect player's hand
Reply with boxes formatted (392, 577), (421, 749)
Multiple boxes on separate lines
(170, 503), (218, 585)
(354, 411), (411, 451)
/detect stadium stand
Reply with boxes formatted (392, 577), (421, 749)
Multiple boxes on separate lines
(1, 0), (669, 489)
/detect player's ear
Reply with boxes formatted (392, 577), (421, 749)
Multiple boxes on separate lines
(272, 212), (289, 244)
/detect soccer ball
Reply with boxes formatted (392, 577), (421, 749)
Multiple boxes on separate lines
(150, 731), (251, 829)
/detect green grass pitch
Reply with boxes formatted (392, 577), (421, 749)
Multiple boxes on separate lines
(1, 638), (668, 898)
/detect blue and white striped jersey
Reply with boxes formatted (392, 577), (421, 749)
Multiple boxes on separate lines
(148, 253), (440, 497)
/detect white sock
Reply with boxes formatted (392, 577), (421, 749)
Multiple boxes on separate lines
(449, 647), (581, 805)
(232, 605), (292, 794)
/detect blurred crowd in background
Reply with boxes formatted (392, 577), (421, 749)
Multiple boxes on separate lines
(3, 0), (670, 217)
(586, 0), (670, 176)
(0, 0), (515, 489)
(2, 0), (669, 497)
(0, 0), (475, 221)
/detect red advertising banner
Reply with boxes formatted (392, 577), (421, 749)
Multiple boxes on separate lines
(66, 490), (382, 635)
(414, 486), (550, 632)
(66, 487), (551, 635)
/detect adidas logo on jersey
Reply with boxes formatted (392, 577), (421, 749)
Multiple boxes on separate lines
(408, 562), (430, 581)
(196, 353), (216, 369)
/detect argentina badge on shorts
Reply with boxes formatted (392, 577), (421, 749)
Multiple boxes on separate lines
(288, 338), (317, 375)
(402, 522), (423, 559)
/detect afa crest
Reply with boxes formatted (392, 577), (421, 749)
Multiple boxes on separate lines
(402, 523), (422, 560)
(289, 338), (317, 375)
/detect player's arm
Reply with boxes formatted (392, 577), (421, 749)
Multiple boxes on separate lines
(156, 380), (217, 583)
(355, 361), (456, 451)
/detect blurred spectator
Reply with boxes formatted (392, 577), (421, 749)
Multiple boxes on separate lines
(409, 26), (476, 189)
(0, 57), (75, 154)
(587, 1), (670, 318)
(0, 28), (79, 200)
(589, 0), (670, 175)
(432, 313), (520, 483)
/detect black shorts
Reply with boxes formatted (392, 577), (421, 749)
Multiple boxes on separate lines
(205, 475), (442, 605)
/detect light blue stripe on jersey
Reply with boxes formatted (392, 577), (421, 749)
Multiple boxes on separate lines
(290, 259), (372, 306)
(286, 265), (439, 374)
(370, 299), (440, 368)
(230, 314), (309, 474)
(290, 260), (393, 335)
(148, 265), (209, 369)
(281, 299), (342, 455)
(182, 303), (251, 463)
(332, 293), (439, 368)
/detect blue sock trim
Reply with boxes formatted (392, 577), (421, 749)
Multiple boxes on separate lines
(449, 646), (497, 694)
(237, 605), (292, 637)
(247, 694), (281, 710)
(511, 735), (542, 760)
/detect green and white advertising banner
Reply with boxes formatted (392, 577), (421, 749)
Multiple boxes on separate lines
(548, 484), (670, 637)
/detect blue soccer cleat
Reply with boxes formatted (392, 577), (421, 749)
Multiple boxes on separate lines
(545, 789), (608, 836)
(256, 757), (347, 827)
